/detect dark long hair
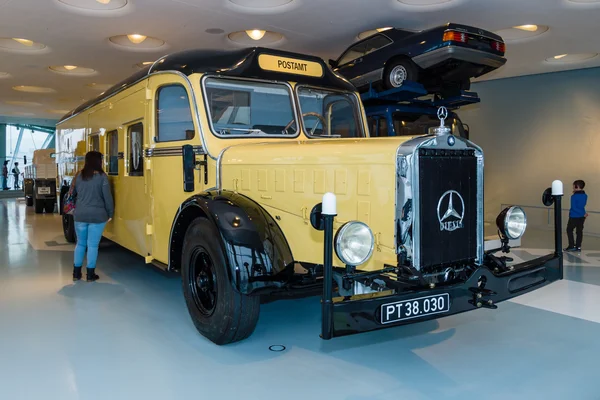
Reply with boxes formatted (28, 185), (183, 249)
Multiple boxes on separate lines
(81, 151), (105, 181)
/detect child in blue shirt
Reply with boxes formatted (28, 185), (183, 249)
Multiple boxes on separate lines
(566, 180), (588, 252)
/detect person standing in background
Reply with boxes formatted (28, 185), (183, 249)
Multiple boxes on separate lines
(1, 160), (8, 190)
(12, 162), (20, 190)
(71, 151), (114, 282)
(565, 179), (588, 252)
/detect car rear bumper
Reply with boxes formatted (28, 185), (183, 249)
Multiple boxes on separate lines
(328, 252), (562, 338)
(413, 45), (506, 70)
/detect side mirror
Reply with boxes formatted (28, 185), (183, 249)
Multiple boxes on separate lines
(182, 144), (195, 193)
(328, 59), (338, 68)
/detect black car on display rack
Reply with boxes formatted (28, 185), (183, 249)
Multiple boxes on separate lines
(330, 23), (506, 96)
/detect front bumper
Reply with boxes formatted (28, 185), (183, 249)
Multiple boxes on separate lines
(329, 253), (562, 338)
(413, 45), (506, 70)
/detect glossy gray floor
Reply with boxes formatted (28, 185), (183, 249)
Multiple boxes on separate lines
(1, 199), (599, 400)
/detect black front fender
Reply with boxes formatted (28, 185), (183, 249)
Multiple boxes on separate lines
(171, 190), (295, 295)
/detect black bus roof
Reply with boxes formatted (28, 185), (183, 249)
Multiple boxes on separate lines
(58, 47), (355, 124)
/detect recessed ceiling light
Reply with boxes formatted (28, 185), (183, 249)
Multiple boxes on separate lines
(86, 83), (113, 91)
(5, 101), (43, 107)
(127, 34), (147, 44)
(13, 85), (56, 93)
(545, 53), (599, 63)
(228, 30), (284, 45)
(358, 27), (394, 40)
(49, 65), (96, 75)
(495, 25), (549, 41)
(57, 0), (127, 11)
(246, 30), (266, 40)
(514, 24), (538, 32)
(0, 37), (46, 51)
(109, 34), (165, 49)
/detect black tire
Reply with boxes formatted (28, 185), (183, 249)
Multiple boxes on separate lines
(182, 217), (260, 345)
(383, 58), (419, 90)
(44, 200), (55, 214)
(33, 196), (44, 214)
(63, 213), (76, 243)
(26, 197), (33, 207)
(460, 79), (471, 91)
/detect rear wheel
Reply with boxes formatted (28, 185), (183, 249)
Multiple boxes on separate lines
(33, 196), (44, 214)
(63, 213), (76, 243)
(383, 58), (419, 90)
(182, 217), (260, 345)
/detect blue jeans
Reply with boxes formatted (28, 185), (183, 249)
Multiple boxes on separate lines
(74, 221), (107, 270)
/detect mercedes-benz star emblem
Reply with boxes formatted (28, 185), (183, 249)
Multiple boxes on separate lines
(437, 190), (465, 232)
(447, 136), (455, 146)
(437, 106), (448, 122)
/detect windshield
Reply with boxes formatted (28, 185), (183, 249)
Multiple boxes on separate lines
(296, 86), (365, 138)
(392, 112), (466, 138)
(204, 77), (298, 137)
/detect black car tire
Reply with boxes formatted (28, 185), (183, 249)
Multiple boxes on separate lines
(44, 200), (55, 214)
(182, 217), (260, 345)
(63, 213), (76, 243)
(383, 58), (419, 90)
(33, 196), (44, 214)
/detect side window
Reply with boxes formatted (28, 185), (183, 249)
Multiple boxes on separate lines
(338, 43), (366, 65)
(156, 85), (195, 142)
(90, 135), (100, 152)
(362, 34), (393, 56)
(367, 116), (377, 137)
(378, 118), (389, 137)
(128, 123), (143, 176)
(107, 130), (118, 176)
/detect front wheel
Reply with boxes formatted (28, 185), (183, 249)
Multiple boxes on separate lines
(44, 200), (55, 214)
(383, 58), (419, 90)
(182, 217), (260, 345)
(33, 196), (44, 214)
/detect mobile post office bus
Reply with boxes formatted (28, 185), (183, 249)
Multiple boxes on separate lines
(56, 47), (563, 344)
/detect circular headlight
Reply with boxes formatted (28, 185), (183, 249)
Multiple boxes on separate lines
(496, 206), (527, 240)
(334, 221), (375, 266)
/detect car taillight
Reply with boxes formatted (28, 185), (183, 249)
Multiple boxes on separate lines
(443, 31), (468, 43)
(491, 40), (506, 53)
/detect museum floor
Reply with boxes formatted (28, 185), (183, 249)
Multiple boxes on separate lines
(1, 198), (599, 400)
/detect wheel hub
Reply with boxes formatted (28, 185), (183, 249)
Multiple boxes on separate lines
(390, 65), (407, 87)
(189, 249), (218, 316)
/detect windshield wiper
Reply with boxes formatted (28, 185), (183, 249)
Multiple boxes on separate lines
(218, 127), (267, 135)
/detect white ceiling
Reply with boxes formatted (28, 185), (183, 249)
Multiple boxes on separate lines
(1, 0), (599, 126)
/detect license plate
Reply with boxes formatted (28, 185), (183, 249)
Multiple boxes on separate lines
(38, 187), (51, 194)
(381, 293), (450, 324)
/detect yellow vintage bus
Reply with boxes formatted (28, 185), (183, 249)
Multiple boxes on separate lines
(56, 47), (563, 345)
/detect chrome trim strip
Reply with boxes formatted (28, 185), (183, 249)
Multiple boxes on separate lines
(349, 68), (384, 88)
(200, 74), (301, 140)
(216, 146), (230, 190)
(412, 45), (506, 69)
(145, 145), (204, 157)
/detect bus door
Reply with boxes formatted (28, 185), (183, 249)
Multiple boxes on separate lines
(146, 75), (203, 266)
